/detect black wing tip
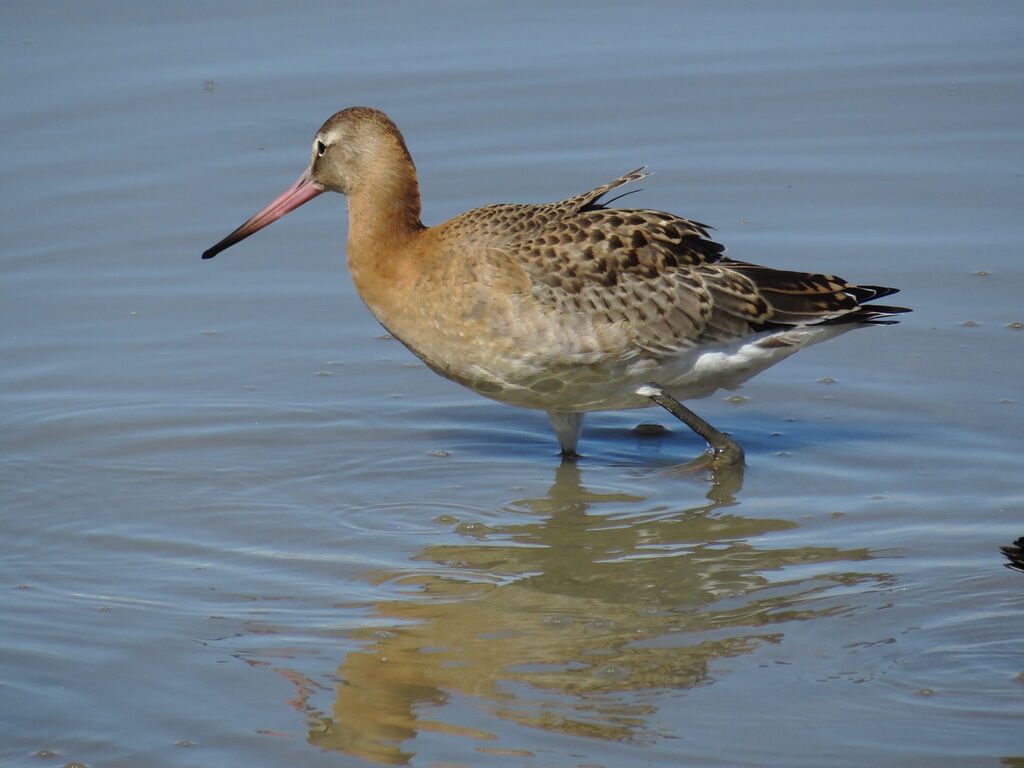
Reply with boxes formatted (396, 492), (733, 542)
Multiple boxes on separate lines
(860, 309), (913, 325)
(864, 303), (913, 317)
(847, 284), (902, 302)
(848, 286), (912, 325)
(811, 303), (911, 327)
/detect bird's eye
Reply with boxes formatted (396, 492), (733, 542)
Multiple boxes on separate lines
(316, 140), (327, 156)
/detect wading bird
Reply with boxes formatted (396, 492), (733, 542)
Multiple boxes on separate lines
(203, 107), (909, 463)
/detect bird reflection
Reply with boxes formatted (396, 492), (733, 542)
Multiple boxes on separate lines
(276, 460), (884, 764)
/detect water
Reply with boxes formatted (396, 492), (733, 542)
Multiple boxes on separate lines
(2, 2), (1023, 766)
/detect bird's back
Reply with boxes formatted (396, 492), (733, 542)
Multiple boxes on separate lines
(385, 170), (909, 412)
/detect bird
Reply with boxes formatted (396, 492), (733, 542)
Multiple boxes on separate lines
(1001, 537), (1024, 574)
(203, 106), (909, 464)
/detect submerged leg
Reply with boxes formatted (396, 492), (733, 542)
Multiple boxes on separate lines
(547, 411), (584, 458)
(636, 384), (745, 465)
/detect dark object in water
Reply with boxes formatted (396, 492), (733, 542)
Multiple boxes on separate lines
(1000, 537), (1024, 573)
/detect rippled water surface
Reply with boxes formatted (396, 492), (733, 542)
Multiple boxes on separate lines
(3, 2), (1023, 766)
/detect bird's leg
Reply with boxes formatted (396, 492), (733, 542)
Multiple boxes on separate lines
(547, 411), (584, 459)
(636, 384), (745, 465)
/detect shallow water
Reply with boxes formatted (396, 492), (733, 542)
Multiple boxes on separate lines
(2, 2), (1023, 766)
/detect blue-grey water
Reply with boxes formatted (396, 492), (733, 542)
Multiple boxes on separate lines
(2, 2), (1022, 766)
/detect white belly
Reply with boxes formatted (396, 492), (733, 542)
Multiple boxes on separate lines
(458, 324), (854, 413)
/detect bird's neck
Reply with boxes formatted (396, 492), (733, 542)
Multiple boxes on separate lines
(344, 139), (426, 318)
(345, 134), (424, 254)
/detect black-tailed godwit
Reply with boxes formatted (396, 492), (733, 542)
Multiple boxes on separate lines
(203, 107), (909, 464)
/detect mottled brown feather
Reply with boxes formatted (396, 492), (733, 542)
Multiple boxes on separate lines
(442, 171), (908, 357)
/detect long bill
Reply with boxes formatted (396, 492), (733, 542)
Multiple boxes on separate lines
(202, 168), (324, 259)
